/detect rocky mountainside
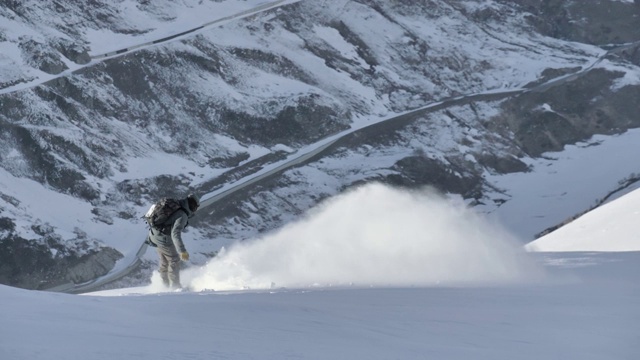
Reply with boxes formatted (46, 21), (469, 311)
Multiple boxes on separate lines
(0, 0), (639, 289)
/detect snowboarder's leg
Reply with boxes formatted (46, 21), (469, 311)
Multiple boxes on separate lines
(156, 246), (172, 287)
(157, 244), (181, 288)
(167, 253), (181, 289)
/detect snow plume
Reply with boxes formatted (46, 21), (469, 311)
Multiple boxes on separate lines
(186, 183), (544, 291)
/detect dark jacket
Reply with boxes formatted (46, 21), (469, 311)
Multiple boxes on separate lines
(147, 198), (193, 253)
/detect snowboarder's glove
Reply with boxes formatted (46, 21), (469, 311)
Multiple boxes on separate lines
(180, 251), (190, 261)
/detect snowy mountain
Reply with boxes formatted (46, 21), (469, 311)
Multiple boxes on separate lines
(0, 0), (640, 289)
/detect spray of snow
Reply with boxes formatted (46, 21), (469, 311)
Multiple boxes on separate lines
(183, 183), (544, 291)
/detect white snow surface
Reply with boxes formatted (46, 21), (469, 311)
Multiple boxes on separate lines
(1, 180), (640, 359)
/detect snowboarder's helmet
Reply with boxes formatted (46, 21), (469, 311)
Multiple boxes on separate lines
(187, 193), (200, 212)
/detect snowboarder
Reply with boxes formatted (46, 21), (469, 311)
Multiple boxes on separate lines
(145, 193), (200, 289)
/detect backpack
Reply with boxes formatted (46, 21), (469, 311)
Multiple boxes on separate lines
(144, 198), (184, 233)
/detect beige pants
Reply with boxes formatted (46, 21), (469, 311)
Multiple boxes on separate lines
(156, 244), (181, 288)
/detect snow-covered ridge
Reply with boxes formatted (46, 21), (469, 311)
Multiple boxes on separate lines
(528, 187), (640, 252)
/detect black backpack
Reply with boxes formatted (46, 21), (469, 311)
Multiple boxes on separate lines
(144, 198), (184, 233)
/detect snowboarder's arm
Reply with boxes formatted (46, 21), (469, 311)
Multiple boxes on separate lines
(170, 212), (188, 253)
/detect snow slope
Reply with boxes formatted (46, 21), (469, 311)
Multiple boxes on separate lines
(527, 187), (640, 252)
(1, 180), (639, 360)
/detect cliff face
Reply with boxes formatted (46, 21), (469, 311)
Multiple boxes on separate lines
(0, 0), (639, 289)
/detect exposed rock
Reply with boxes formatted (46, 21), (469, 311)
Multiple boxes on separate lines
(54, 39), (91, 65)
(476, 154), (529, 174)
(389, 155), (483, 199)
(0, 227), (123, 290)
(64, 247), (123, 284)
(492, 68), (640, 156)
(512, 0), (640, 45)
(19, 39), (68, 75)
